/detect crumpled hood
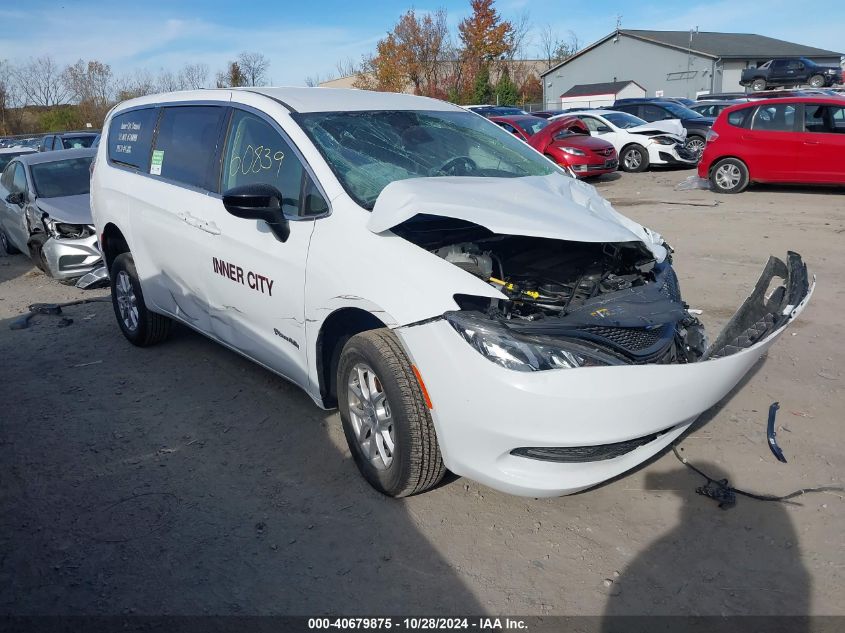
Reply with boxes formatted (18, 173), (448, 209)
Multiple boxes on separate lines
(369, 173), (667, 261)
(628, 120), (686, 138)
(35, 194), (93, 225)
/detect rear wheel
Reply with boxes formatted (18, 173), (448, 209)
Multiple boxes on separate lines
(710, 158), (749, 194)
(808, 74), (824, 88)
(0, 228), (19, 255)
(337, 329), (445, 497)
(752, 78), (767, 92)
(110, 252), (172, 346)
(620, 144), (648, 173)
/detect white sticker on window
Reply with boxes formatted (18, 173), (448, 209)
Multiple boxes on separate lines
(150, 149), (164, 175)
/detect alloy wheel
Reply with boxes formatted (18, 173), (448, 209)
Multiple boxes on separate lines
(115, 270), (140, 332)
(347, 362), (395, 470)
(686, 137), (705, 156)
(624, 149), (642, 170)
(714, 163), (742, 190)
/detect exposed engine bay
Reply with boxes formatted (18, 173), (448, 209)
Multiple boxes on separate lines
(394, 215), (809, 368)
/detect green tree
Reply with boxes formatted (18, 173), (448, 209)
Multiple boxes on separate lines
(472, 64), (493, 104)
(495, 66), (518, 105)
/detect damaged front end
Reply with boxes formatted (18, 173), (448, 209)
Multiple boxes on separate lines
(393, 214), (810, 371)
(27, 207), (103, 281)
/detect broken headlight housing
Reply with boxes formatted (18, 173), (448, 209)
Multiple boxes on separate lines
(445, 311), (625, 371)
(45, 220), (94, 239)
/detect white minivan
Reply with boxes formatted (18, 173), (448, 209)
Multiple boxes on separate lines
(91, 88), (812, 497)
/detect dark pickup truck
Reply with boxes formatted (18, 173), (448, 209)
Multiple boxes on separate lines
(740, 57), (842, 91)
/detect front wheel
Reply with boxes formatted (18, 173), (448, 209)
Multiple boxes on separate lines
(620, 144), (649, 172)
(710, 158), (749, 194)
(808, 74), (824, 88)
(685, 135), (706, 157)
(0, 228), (20, 255)
(752, 78), (767, 91)
(110, 252), (172, 346)
(338, 329), (445, 497)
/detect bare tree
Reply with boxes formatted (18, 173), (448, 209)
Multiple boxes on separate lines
(507, 10), (532, 60)
(0, 60), (21, 134)
(335, 58), (359, 78)
(156, 68), (184, 92)
(538, 26), (580, 68)
(180, 63), (209, 90)
(15, 56), (70, 106)
(237, 52), (269, 87)
(114, 68), (157, 101)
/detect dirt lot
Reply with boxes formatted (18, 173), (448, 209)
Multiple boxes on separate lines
(1, 169), (843, 618)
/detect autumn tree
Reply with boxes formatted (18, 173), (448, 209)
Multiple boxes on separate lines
(519, 73), (542, 106)
(356, 9), (448, 96)
(216, 61), (246, 88)
(458, 0), (514, 69)
(355, 34), (406, 93)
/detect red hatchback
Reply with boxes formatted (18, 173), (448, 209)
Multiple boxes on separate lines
(490, 115), (618, 177)
(698, 96), (845, 193)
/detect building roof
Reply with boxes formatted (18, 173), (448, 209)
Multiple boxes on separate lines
(541, 30), (843, 77)
(623, 30), (843, 60)
(560, 80), (643, 98)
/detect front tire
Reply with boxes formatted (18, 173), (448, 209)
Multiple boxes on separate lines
(752, 78), (767, 92)
(685, 134), (706, 157)
(338, 329), (445, 497)
(0, 228), (19, 255)
(808, 74), (824, 88)
(110, 252), (172, 346)
(620, 144), (649, 172)
(710, 157), (749, 194)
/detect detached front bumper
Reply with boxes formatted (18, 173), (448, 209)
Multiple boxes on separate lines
(41, 234), (102, 280)
(396, 254), (813, 497)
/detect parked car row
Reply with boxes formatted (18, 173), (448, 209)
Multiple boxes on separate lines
(0, 131), (100, 153)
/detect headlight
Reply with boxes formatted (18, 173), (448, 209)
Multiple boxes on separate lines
(652, 136), (676, 145)
(445, 311), (624, 371)
(560, 147), (586, 156)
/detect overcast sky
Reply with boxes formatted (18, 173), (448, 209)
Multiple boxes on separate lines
(3, 0), (842, 85)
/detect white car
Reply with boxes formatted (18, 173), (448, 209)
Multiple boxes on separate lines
(553, 109), (698, 172)
(91, 88), (812, 498)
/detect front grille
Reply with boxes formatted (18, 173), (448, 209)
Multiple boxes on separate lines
(579, 325), (663, 351)
(511, 426), (675, 463)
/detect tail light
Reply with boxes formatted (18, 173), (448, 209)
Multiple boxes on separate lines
(705, 129), (719, 144)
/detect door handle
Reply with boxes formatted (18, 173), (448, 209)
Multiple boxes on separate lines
(803, 140), (820, 145)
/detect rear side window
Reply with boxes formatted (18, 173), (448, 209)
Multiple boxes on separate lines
(152, 106), (226, 189)
(727, 108), (752, 128)
(108, 108), (158, 170)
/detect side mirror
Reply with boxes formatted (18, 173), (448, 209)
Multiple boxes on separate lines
(222, 183), (290, 242)
(6, 191), (25, 206)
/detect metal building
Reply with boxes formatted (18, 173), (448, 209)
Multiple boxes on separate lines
(541, 30), (843, 107)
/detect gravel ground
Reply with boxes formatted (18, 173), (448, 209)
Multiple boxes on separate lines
(1, 169), (843, 617)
